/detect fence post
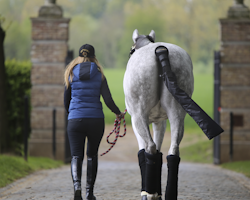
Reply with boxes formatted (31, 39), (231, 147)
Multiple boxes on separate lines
(213, 51), (221, 164)
(23, 95), (29, 161)
(230, 112), (234, 162)
(64, 50), (74, 163)
(53, 108), (56, 159)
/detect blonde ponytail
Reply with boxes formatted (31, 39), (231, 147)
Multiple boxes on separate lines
(64, 56), (105, 89)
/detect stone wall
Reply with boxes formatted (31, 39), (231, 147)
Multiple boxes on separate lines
(31, 19), (69, 40)
(219, 15), (250, 162)
(29, 2), (70, 161)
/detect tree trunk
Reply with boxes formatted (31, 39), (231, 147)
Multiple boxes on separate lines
(0, 25), (8, 153)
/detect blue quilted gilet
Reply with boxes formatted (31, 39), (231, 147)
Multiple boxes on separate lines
(68, 62), (104, 119)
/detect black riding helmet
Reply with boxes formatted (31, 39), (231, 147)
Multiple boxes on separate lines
(79, 44), (95, 58)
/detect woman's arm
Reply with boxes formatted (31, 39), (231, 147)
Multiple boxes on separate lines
(64, 86), (71, 114)
(101, 78), (121, 115)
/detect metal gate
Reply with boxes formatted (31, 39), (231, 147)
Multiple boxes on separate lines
(64, 50), (74, 163)
(213, 51), (221, 165)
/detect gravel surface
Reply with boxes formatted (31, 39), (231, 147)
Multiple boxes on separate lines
(1, 125), (250, 199)
(1, 161), (250, 200)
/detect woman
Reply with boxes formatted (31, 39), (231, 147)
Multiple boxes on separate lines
(64, 44), (124, 200)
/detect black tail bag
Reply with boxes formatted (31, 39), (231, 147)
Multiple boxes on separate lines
(155, 46), (223, 140)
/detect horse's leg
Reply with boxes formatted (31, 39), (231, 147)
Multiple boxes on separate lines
(152, 121), (166, 200)
(165, 105), (185, 200)
(132, 114), (156, 154)
(132, 116), (147, 199)
(153, 121), (166, 152)
(168, 116), (184, 156)
(131, 115), (158, 200)
(167, 114), (184, 199)
(158, 77), (186, 199)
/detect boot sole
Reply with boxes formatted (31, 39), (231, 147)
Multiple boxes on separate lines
(74, 190), (82, 200)
(86, 197), (96, 200)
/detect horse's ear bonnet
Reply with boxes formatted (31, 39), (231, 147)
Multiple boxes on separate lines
(130, 29), (156, 57)
(132, 29), (139, 43)
(149, 30), (155, 42)
(132, 29), (155, 43)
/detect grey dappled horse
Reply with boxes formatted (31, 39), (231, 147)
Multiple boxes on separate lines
(123, 29), (194, 200)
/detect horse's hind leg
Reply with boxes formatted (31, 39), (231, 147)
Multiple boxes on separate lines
(152, 120), (166, 200)
(132, 117), (148, 199)
(165, 116), (184, 200)
(131, 115), (156, 154)
(153, 120), (166, 152)
(162, 98), (185, 200)
(131, 115), (159, 200)
(168, 117), (184, 156)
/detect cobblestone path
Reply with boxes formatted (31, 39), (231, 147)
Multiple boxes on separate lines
(1, 161), (250, 200)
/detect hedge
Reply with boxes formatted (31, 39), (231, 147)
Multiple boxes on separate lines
(4, 59), (31, 154)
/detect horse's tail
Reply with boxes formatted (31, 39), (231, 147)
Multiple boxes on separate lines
(155, 46), (223, 140)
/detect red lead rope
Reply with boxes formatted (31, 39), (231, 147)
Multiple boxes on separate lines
(100, 109), (127, 156)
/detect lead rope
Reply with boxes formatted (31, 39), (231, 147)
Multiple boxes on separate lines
(100, 109), (127, 156)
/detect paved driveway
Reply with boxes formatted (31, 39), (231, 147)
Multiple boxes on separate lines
(0, 161), (250, 200)
(1, 126), (250, 199)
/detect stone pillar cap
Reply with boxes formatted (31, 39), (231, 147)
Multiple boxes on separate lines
(45, 0), (56, 6)
(39, 0), (63, 18)
(228, 0), (250, 18)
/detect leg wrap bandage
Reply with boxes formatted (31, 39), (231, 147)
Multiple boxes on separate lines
(156, 151), (163, 197)
(145, 152), (158, 194)
(138, 149), (146, 192)
(165, 155), (180, 200)
(155, 46), (223, 140)
(138, 150), (163, 199)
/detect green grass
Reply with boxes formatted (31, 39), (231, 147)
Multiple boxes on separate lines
(221, 161), (250, 178)
(0, 155), (63, 188)
(180, 140), (213, 163)
(102, 68), (128, 124)
(184, 73), (214, 132)
(179, 137), (250, 179)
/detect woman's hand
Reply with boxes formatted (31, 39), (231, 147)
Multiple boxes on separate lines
(116, 112), (125, 120)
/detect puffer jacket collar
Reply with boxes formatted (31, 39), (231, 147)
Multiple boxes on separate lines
(72, 62), (99, 81)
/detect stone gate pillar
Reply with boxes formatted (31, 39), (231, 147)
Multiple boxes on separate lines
(29, 0), (70, 160)
(219, 0), (250, 163)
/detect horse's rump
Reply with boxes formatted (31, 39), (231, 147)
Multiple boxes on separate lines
(124, 42), (194, 120)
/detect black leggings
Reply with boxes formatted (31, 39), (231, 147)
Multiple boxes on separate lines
(67, 118), (105, 159)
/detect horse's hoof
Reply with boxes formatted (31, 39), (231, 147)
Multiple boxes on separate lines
(142, 195), (147, 200)
(146, 193), (158, 200)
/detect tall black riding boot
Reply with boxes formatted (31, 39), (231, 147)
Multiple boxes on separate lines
(165, 155), (180, 200)
(71, 156), (83, 200)
(86, 154), (98, 200)
(144, 152), (158, 197)
(156, 151), (163, 200)
(138, 149), (147, 200)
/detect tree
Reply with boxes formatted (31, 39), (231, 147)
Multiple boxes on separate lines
(0, 15), (8, 153)
(117, 1), (166, 68)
